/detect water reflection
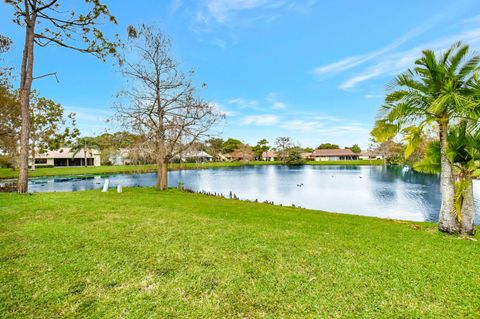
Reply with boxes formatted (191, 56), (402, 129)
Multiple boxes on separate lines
(25, 165), (479, 223)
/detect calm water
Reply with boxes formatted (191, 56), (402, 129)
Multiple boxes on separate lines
(21, 165), (480, 222)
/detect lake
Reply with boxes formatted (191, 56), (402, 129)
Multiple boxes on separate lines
(22, 165), (480, 222)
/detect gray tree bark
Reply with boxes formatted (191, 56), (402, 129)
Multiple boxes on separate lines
(156, 159), (168, 190)
(438, 122), (460, 233)
(460, 179), (476, 235)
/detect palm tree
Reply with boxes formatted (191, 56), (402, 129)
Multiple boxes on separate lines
(372, 42), (480, 234)
(415, 122), (479, 235)
(70, 137), (98, 167)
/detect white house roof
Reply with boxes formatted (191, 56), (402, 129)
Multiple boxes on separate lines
(176, 150), (213, 158)
(33, 147), (100, 159)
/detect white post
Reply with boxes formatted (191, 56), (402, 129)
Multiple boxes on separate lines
(102, 179), (109, 192)
(117, 185), (122, 193)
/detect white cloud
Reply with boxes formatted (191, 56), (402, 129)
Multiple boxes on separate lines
(64, 106), (113, 123)
(280, 119), (323, 132)
(313, 17), (440, 78)
(227, 97), (263, 110)
(241, 114), (279, 126)
(63, 106), (114, 135)
(312, 115), (343, 122)
(279, 116), (369, 136)
(340, 68), (384, 90)
(313, 56), (366, 77)
(170, 0), (183, 13)
(193, 0), (316, 28)
(204, 0), (273, 23)
(339, 27), (480, 90)
(210, 102), (236, 117)
(272, 101), (287, 109)
(267, 92), (287, 109)
(462, 15), (480, 24)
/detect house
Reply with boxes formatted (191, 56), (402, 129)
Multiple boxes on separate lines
(310, 149), (359, 161)
(29, 147), (101, 167)
(359, 151), (384, 160)
(172, 150), (213, 163)
(262, 150), (277, 161)
(109, 148), (132, 166)
(300, 152), (313, 160)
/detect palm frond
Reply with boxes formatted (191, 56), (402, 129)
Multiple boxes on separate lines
(446, 42), (468, 74)
(413, 141), (441, 174)
(458, 56), (480, 79)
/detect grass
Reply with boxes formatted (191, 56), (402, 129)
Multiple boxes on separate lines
(0, 188), (478, 318)
(0, 160), (384, 179)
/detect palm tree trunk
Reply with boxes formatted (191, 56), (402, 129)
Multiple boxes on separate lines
(460, 178), (476, 235)
(438, 121), (460, 233)
(18, 15), (36, 193)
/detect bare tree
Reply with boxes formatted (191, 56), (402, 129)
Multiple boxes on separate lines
(115, 26), (224, 190)
(5, 0), (118, 192)
(275, 136), (292, 162)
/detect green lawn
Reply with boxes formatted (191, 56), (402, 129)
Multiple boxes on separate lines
(0, 188), (478, 318)
(0, 160), (384, 179)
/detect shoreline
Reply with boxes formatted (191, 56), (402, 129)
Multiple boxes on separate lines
(0, 160), (384, 180)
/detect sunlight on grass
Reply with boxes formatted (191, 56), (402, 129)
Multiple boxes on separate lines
(0, 188), (478, 318)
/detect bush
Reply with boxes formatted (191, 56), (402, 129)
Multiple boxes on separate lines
(0, 156), (13, 168)
(286, 148), (306, 166)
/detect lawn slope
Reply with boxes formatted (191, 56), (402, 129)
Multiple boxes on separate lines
(0, 188), (478, 318)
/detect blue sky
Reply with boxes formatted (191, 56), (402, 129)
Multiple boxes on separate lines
(2, 0), (480, 149)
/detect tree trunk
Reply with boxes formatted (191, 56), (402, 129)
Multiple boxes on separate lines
(460, 178), (476, 236)
(438, 121), (460, 233)
(156, 157), (168, 190)
(84, 147), (87, 167)
(18, 19), (36, 193)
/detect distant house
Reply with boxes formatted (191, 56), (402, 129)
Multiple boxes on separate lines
(300, 152), (313, 160)
(109, 148), (132, 166)
(109, 147), (156, 165)
(29, 147), (101, 167)
(310, 149), (359, 161)
(262, 150), (277, 161)
(359, 151), (384, 160)
(172, 151), (213, 163)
